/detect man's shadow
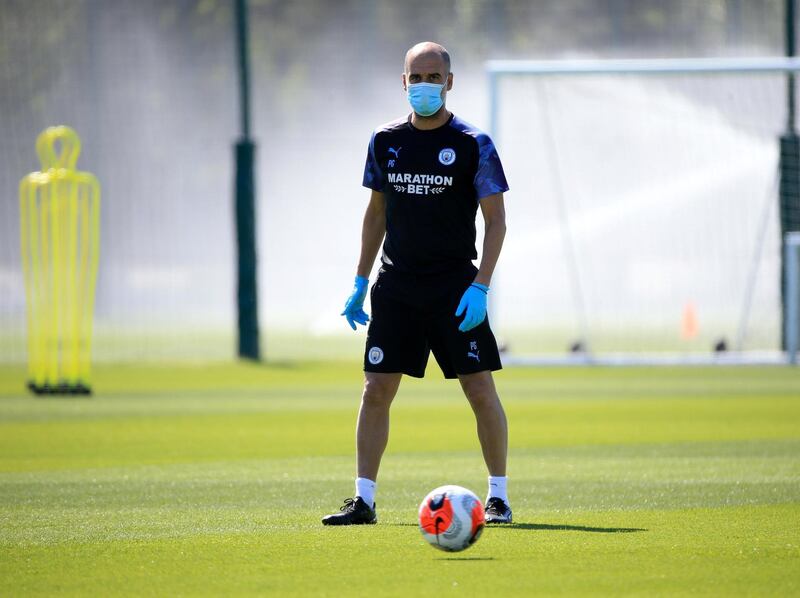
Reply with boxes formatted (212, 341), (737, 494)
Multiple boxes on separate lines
(388, 522), (646, 533)
(500, 522), (646, 533)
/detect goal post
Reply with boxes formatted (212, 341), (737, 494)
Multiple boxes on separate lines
(486, 57), (800, 365)
(786, 232), (800, 365)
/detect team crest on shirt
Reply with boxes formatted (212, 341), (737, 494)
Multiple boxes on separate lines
(438, 148), (456, 165)
(368, 347), (384, 365)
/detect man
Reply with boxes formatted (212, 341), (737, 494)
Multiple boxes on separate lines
(322, 42), (511, 526)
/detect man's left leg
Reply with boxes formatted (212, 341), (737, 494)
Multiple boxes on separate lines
(458, 370), (512, 523)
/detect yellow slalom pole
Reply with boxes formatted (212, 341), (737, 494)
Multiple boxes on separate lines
(39, 181), (54, 387)
(48, 178), (61, 388)
(66, 176), (80, 385)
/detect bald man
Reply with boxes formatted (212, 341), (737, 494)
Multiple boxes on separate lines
(324, 42), (512, 526)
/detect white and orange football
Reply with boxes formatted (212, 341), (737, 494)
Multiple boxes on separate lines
(418, 485), (485, 552)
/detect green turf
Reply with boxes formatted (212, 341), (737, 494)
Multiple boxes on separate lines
(0, 363), (798, 595)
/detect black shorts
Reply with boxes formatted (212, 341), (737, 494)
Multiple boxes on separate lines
(363, 263), (502, 379)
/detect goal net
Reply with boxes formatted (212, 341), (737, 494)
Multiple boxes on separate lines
(487, 58), (800, 363)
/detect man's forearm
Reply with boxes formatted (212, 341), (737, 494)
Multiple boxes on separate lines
(356, 213), (385, 278)
(475, 219), (506, 287)
(355, 191), (387, 278)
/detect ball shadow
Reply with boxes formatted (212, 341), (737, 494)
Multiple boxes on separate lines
(435, 556), (495, 561)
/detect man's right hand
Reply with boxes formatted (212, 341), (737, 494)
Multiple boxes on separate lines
(341, 275), (370, 330)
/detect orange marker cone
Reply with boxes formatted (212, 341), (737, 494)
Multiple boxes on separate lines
(681, 302), (699, 340)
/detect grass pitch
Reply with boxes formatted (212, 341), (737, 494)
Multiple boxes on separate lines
(0, 362), (798, 596)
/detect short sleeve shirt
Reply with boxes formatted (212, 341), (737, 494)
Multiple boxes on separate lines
(362, 113), (509, 275)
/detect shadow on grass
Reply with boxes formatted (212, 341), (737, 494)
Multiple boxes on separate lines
(435, 557), (495, 561)
(386, 522), (645, 533)
(501, 522), (646, 533)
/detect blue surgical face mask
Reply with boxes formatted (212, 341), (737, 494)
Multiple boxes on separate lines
(407, 82), (445, 117)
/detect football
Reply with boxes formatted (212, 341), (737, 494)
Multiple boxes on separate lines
(418, 485), (485, 552)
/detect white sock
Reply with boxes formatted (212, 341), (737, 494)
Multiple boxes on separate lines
(487, 475), (508, 504)
(355, 477), (376, 507)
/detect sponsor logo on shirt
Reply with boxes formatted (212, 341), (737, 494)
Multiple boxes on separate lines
(468, 340), (480, 362)
(387, 172), (453, 196)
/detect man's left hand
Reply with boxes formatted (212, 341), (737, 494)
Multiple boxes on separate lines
(455, 283), (489, 332)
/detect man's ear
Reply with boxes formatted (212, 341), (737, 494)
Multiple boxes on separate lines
(402, 72), (408, 92)
(446, 72), (453, 91)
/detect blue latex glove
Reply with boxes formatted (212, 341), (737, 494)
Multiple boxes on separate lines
(341, 275), (370, 330)
(455, 282), (489, 332)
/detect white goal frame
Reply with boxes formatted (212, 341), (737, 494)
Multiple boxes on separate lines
(486, 57), (800, 366)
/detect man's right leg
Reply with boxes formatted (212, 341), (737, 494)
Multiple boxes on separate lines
(356, 372), (403, 481)
(322, 372), (402, 526)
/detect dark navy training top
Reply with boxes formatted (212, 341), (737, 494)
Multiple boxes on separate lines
(362, 113), (509, 275)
